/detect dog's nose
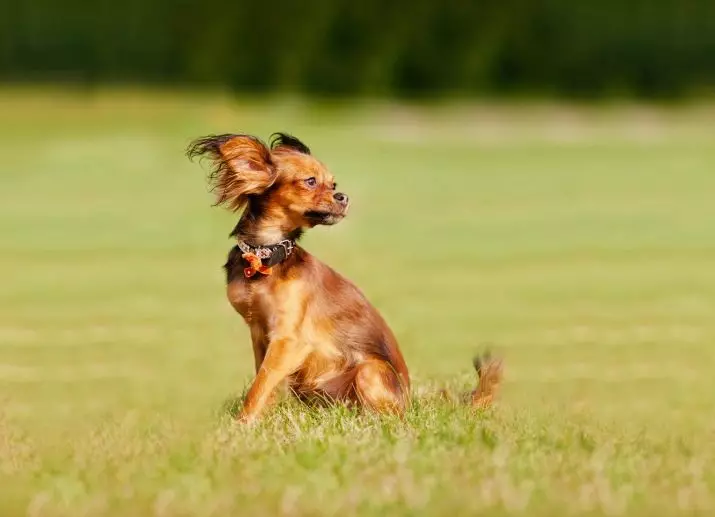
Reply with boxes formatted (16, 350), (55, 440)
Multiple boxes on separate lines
(333, 192), (349, 205)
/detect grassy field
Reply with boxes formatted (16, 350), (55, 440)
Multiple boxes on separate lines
(1, 90), (714, 516)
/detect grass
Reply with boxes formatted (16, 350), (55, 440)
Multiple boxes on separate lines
(1, 89), (714, 516)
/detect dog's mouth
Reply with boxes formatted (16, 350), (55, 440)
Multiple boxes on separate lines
(304, 210), (346, 226)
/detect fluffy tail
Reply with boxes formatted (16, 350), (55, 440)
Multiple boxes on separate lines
(470, 351), (504, 408)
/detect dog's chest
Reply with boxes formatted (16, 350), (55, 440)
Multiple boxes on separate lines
(226, 276), (346, 360)
(226, 278), (271, 324)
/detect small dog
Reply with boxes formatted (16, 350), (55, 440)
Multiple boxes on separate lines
(188, 133), (501, 423)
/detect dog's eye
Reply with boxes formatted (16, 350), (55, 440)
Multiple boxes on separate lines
(332, 183), (337, 190)
(304, 177), (317, 188)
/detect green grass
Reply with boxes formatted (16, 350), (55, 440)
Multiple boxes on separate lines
(1, 90), (714, 516)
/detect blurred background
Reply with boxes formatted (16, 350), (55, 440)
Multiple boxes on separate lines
(1, 2), (715, 514)
(2, 0), (715, 97)
(0, 0), (715, 98)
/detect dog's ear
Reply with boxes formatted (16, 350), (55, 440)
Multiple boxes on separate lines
(187, 134), (277, 211)
(270, 132), (311, 155)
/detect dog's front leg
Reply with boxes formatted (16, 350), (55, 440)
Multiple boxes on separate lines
(238, 337), (309, 424)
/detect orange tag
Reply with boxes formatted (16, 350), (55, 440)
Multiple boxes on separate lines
(242, 252), (273, 278)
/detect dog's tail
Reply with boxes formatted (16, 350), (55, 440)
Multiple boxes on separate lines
(469, 351), (504, 408)
(435, 350), (503, 408)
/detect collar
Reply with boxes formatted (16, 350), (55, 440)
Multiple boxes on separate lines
(237, 239), (296, 278)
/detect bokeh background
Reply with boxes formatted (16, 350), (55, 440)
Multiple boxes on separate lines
(3, 0), (715, 96)
(1, 1), (715, 516)
(0, 0), (715, 98)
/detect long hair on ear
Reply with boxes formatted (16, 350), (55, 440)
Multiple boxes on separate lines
(270, 132), (311, 154)
(187, 134), (277, 212)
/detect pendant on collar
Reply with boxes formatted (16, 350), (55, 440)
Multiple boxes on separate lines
(238, 239), (296, 278)
(242, 252), (273, 278)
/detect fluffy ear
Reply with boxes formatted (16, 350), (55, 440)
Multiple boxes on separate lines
(187, 134), (277, 211)
(270, 132), (311, 154)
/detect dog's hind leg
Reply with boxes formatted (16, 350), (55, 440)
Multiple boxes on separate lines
(353, 359), (408, 415)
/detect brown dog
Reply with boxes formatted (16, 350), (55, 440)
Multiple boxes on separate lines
(188, 133), (501, 423)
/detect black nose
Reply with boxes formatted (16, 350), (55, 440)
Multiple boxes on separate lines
(333, 192), (348, 205)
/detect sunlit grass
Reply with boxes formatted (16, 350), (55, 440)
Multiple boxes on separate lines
(0, 90), (714, 516)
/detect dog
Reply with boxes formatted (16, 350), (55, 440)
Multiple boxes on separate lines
(187, 132), (502, 423)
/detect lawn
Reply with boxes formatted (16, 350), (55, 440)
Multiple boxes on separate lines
(1, 90), (714, 516)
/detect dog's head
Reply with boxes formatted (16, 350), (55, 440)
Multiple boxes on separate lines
(187, 133), (349, 230)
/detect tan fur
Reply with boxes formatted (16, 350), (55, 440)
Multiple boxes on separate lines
(471, 354), (504, 408)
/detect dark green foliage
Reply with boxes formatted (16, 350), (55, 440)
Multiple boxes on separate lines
(1, 0), (714, 97)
